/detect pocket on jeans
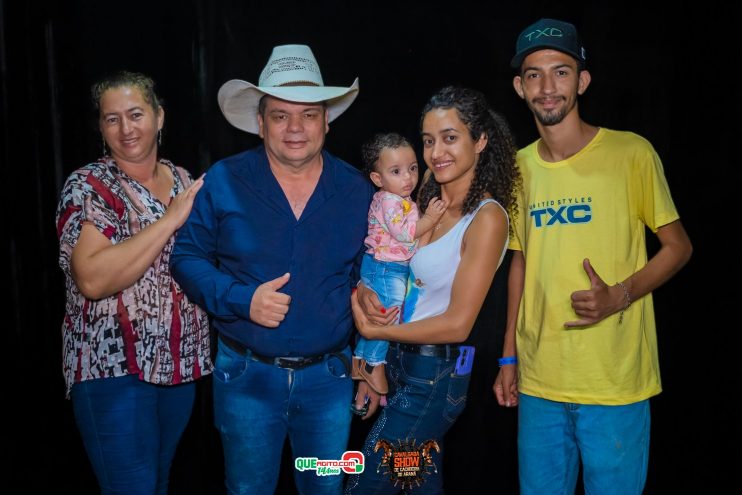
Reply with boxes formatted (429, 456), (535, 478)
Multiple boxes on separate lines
(325, 353), (351, 379)
(212, 348), (249, 384)
(443, 373), (470, 423)
(398, 352), (440, 384)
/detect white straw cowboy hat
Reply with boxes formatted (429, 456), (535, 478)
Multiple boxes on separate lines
(218, 44), (360, 134)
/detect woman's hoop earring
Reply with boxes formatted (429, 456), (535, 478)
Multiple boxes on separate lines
(102, 137), (108, 156)
(158, 129), (162, 146)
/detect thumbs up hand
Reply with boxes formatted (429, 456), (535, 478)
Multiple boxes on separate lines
(250, 273), (291, 328)
(564, 259), (626, 328)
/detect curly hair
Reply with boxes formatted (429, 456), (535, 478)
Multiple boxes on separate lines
(361, 132), (414, 176)
(417, 86), (521, 229)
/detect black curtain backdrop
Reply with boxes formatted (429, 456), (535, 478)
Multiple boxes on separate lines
(4, 0), (735, 493)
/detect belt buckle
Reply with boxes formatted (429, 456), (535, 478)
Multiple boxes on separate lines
(276, 357), (302, 369)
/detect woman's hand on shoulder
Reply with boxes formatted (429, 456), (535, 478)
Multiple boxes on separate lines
(164, 174), (205, 229)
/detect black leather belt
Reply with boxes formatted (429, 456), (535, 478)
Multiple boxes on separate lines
(398, 343), (461, 359)
(219, 334), (329, 370)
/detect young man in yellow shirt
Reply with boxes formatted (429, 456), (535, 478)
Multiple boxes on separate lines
(494, 18), (693, 495)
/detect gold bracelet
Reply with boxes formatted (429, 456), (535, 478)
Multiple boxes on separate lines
(617, 281), (632, 324)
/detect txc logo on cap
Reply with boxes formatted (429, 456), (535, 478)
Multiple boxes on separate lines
(524, 27), (564, 41)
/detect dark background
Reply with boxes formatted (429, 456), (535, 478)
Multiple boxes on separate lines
(4, 0), (735, 493)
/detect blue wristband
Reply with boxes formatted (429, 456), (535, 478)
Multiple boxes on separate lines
(498, 356), (517, 367)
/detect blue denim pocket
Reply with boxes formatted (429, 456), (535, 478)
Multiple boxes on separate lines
(213, 342), (249, 384)
(325, 354), (350, 379)
(398, 351), (446, 385)
(443, 373), (470, 423)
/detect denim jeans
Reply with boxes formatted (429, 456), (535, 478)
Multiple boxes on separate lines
(345, 343), (471, 494)
(213, 337), (353, 495)
(356, 254), (409, 365)
(518, 393), (650, 495)
(71, 374), (195, 495)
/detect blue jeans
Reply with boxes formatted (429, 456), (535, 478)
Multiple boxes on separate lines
(213, 337), (353, 495)
(356, 254), (409, 364)
(71, 374), (195, 495)
(518, 393), (650, 495)
(345, 344), (471, 494)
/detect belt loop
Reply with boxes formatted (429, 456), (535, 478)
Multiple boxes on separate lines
(445, 345), (451, 360)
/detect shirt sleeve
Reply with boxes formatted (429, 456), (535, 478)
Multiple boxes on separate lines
(56, 169), (120, 277)
(635, 145), (680, 233)
(171, 173), (258, 322)
(174, 165), (194, 191)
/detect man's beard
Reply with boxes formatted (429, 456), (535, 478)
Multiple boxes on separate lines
(535, 107), (568, 126)
(529, 96), (573, 126)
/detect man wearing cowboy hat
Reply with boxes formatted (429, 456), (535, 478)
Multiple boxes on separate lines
(172, 44), (375, 494)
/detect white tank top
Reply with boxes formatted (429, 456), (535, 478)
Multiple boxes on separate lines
(402, 199), (508, 323)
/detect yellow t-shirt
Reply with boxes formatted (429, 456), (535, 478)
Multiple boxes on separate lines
(510, 128), (679, 405)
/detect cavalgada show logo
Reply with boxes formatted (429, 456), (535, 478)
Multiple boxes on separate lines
(375, 439), (440, 489)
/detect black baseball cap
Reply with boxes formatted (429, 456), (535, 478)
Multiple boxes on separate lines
(511, 18), (586, 69)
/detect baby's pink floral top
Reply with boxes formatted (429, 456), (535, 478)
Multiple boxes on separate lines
(364, 191), (420, 262)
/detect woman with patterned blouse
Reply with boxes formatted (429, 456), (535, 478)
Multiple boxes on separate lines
(55, 71), (211, 495)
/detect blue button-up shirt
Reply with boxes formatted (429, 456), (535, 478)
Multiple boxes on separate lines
(172, 146), (374, 357)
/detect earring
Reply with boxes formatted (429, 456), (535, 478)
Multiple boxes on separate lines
(158, 129), (162, 146)
(102, 137), (108, 156)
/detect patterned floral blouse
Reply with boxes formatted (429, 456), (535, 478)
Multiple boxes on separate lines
(364, 191), (420, 262)
(56, 157), (211, 397)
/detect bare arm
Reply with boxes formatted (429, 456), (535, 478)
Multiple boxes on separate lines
(353, 203), (508, 343)
(502, 250), (523, 358)
(494, 250), (523, 407)
(414, 197), (448, 239)
(71, 177), (204, 299)
(624, 220), (692, 299)
(566, 219), (692, 327)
